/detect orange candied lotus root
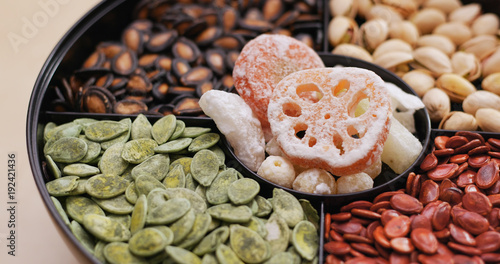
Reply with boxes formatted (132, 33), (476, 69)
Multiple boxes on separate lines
(232, 34), (325, 134)
(267, 67), (392, 177)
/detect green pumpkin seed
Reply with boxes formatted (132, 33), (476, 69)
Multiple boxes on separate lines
(170, 120), (186, 140)
(129, 227), (169, 257)
(191, 149), (219, 187)
(170, 208), (196, 244)
(85, 174), (129, 199)
(230, 225), (271, 263)
(228, 178), (260, 205)
(66, 196), (105, 224)
(163, 164), (186, 188)
(121, 138), (158, 164)
(130, 194), (147, 234)
(265, 213), (290, 253)
(206, 169), (239, 205)
(46, 137), (88, 163)
(209, 145), (225, 167)
(271, 188), (304, 228)
(131, 154), (170, 181)
(181, 127), (211, 138)
(70, 220), (96, 254)
(185, 173), (197, 191)
(291, 221), (318, 261)
(125, 181), (138, 204)
(299, 199), (320, 230)
(45, 122), (82, 143)
(177, 212), (212, 248)
(79, 137), (101, 164)
(170, 157), (192, 174)
(46, 175), (79, 196)
(244, 216), (268, 238)
(216, 244), (244, 264)
(193, 226), (229, 256)
(98, 142), (129, 176)
(100, 118), (132, 150)
(103, 242), (148, 264)
(45, 155), (62, 179)
(73, 118), (98, 128)
(155, 137), (193, 153)
(195, 185), (208, 203)
(94, 241), (108, 263)
(255, 195), (273, 218)
(131, 114), (152, 140)
(147, 197), (191, 225)
(201, 254), (219, 264)
(264, 251), (301, 264)
(151, 225), (174, 245)
(188, 133), (220, 152)
(66, 178), (88, 195)
(135, 175), (166, 197)
(152, 114), (177, 144)
(108, 214), (131, 230)
(206, 204), (252, 223)
(63, 163), (100, 177)
(85, 120), (129, 142)
(147, 188), (169, 211)
(93, 194), (134, 214)
(164, 188), (207, 213)
(43, 122), (57, 138)
(166, 245), (202, 264)
(83, 214), (131, 242)
(51, 196), (70, 226)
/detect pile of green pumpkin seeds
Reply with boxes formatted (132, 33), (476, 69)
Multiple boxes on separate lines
(43, 114), (319, 264)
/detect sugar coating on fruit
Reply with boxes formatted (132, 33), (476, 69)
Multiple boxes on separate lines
(267, 67), (392, 176)
(363, 156), (382, 179)
(199, 90), (265, 171)
(292, 168), (337, 195)
(257, 155), (296, 189)
(336, 173), (374, 194)
(233, 34), (325, 135)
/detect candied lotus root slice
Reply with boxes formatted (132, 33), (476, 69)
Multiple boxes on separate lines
(233, 34), (325, 135)
(267, 67), (392, 176)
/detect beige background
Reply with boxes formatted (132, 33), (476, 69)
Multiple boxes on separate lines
(0, 0), (100, 263)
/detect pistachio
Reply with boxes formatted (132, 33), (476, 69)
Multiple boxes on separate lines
(422, 88), (451, 123)
(459, 35), (498, 61)
(435, 73), (476, 102)
(433, 22), (472, 46)
(372, 39), (413, 60)
(358, 18), (389, 52)
(366, 4), (403, 24)
(409, 8), (446, 35)
(482, 47), (500, 77)
(472, 13), (500, 36)
(356, 0), (375, 18)
(450, 51), (481, 81)
(329, 0), (358, 18)
(423, 0), (462, 15)
(377, 0), (418, 18)
(463, 91), (500, 115)
(412, 46), (453, 77)
(401, 69), (435, 97)
(373, 51), (413, 74)
(327, 16), (358, 47)
(482, 72), (500, 95)
(417, 34), (456, 57)
(439, 111), (478, 131)
(449, 3), (482, 25)
(476, 108), (500, 132)
(388, 21), (420, 47)
(332, 44), (373, 62)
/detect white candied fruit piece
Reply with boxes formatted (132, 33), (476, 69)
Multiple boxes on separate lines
(199, 90), (265, 171)
(363, 156), (382, 179)
(257, 156), (296, 189)
(336, 173), (373, 194)
(292, 168), (337, 195)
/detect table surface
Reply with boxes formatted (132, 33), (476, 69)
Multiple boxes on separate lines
(0, 1), (101, 263)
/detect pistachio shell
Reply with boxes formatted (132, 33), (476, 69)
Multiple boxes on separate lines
(476, 108), (500, 132)
(433, 22), (472, 46)
(422, 88), (451, 123)
(482, 72), (500, 95)
(423, 0), (462, 14)
(463, 90), (500, 115)
(436, 73), (477, 102)
(358, 18), (389, 52)
(417, 34), (456, 57)
(332, 44), (373, 62)
(451, 51), (481, 81)
(366, 4), (403, 24)
(410, 7), (446, 35)
(327, 16), (358, 46)
(373, 51), (413, 70)
(482, 47), (500, 77)
(472, 13), (500, 36)
(329, 0), (358, 18)
(372, 39), (413, 60)
(388, 20), (419, 46)
(448, 3), (481, 25)
(439, 111), (478, 131)
(412, 46), (453, 76)
(460, 35), (498, 61)
(401, 69), (435, 97)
